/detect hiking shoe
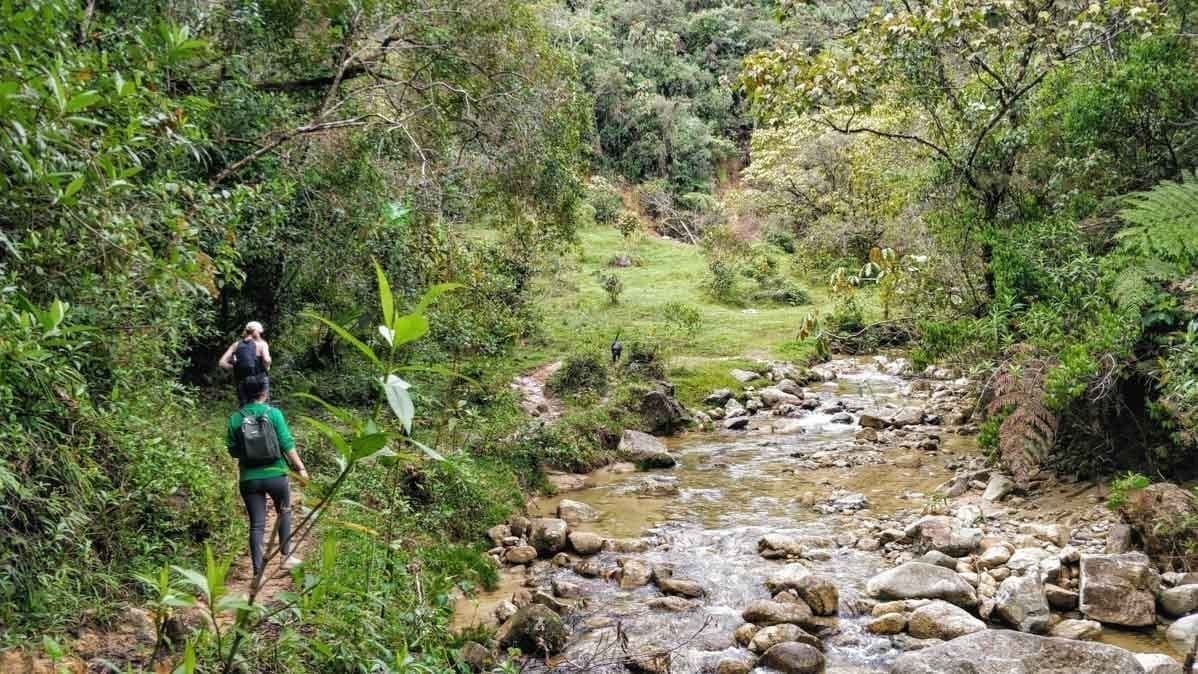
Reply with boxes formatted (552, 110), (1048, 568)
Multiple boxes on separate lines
(282, 555), (303, 570)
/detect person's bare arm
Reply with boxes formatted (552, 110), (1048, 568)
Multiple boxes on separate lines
(258, 339), (272, 370)
(285, 450), (308, 484)
(218, 342), (236, 370)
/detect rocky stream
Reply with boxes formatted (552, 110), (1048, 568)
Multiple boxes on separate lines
(456, 357), (1197, 674)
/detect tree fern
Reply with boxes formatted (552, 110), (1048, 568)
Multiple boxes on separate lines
(1110, 173), (1198, 313)
(984, 357), (1058, 482)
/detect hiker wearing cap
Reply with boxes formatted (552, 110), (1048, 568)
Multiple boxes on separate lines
(219, 321), (272, 405)
(226, 376), (308, 576)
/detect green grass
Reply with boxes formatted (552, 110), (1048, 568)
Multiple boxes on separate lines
(518, 225), (848, 405)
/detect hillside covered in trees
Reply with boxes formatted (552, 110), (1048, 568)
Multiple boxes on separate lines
(2, 0), (1197, 672)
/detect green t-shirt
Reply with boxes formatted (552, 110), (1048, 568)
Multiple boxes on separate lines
(226, 402), (296, 482)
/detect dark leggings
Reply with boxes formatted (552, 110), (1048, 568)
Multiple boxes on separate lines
(239, 475), (291, 576)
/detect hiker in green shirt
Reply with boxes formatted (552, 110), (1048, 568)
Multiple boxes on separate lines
(226, 377), (309, 576)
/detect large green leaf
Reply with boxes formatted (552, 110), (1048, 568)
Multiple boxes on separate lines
(416, 282), (463, 313)
(374, 259), (395, 328)
(292, 393), (359, 430)
(300, 416), (352, 460)
(303, 311), (381, 368)
(349, 432), (389, 461)
(390, 313), (429, 347)
(380, 374), (414, 433)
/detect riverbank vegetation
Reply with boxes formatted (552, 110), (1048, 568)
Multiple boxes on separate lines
(1, 0), (1195, 671)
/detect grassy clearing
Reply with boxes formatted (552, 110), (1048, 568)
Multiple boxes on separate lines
(519, 225), (849, 406)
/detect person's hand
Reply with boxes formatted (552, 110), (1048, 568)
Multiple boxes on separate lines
(296, 468), (310, 485)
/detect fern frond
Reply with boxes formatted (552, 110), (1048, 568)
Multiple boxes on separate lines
(1116, 174), (1198, 265)
(985, 357), (1059, 481)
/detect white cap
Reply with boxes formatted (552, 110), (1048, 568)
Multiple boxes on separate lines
(245, 321), (264, 334)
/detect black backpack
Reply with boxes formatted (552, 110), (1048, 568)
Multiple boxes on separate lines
(233, 339), (261, 380)
(233, 406), (282, 467)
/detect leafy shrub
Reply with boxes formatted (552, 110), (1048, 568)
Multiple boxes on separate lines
(587, 177), (624, 225)
(616, 211), (641, 241)
(549, 353), (609, 397)
(826, 298), (866, 334)
(751, 281), (811, 306)
(599, 273), (625, 304)
(705, 259), (739, 302)
(622, 341), (667, 380)
(1107, 471), (1152, 509)
(662, 301), (703, 337)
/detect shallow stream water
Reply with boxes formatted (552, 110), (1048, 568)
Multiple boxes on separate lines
(455, 360), (1180, 672)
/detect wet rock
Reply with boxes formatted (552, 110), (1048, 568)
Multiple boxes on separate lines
(1049, 618), (1102, 641)
(556, 499), (600, 523)
(715, 658), (754, 674)
(605, 538), (651, 553)
(568, 531), (604, 556)
(916, 550), (958, 570)
(618, 430), (676, 468)
(749, 624), (821, 654)
(760, 642), (826, 674)
(552, 578), (586, 599)
(705, 389), (735, 405)
(1136, 654), (1184, 674)
(647, 596), (697, 612)
(532, 590), (573, 613)
(759, 534), (804, 559)
(907, 600), (987, 640)
(626, 649), (670, 674)
(733, 622), (760, 647)
(573, 558), (608, 578)
(494, 600), (518, 623)
(458, 641), (494, 672)
(867, 612), (907, 635)
(497, 605), (568, 655)
(1166, 614), (1198, 655)
(618, 559), (653, 589)
(622, 475), (680, 497)
(1044, 583), (1079, 611)
(813, 491), (869, 514)
(528, 518), (569, 555)
(742, 599), (814, 627)
(865, 562), (978, 608)
(639, 390), (692, 435)
(982, 474), (1016, 502)
(1118, 483), (1198, 565)
(546, 472), (588, 492)
(995, 572), (1051, 633)
(1159, 584), (1198, 617)
(760, 386), (802, 408)
(731, 368), (761, 383)
(890, 629), (1147, 674)
(894, 453), (923, 468)
(777, 379), (803, 396)
(764, 564), (839, 616)
(859, 414), (887, 429)
(504, 545), (538, 564)
(724, 416), (750, 430)
(828, 412), (853, 424)
(658, 577), (705, 598)
(1079, 552), (1157, 627)
(891, 408), (924, 428)
(487, 524), (511, 546)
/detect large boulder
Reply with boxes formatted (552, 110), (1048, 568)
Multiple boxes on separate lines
(907, 600), (987, 640)
(1118, 483), (1198, 568)
(890, 630), (1147, 674)
(865, 562), (978, 608)
(995, 571), (1051, 634)
(764, 564), (839, 616)
(618, 429), (676, 468)
(1166, 614), (1198, 656)
(742, 599), (815, 627)
(639, 391), (692, 435)
(1079, 552), (1158, 627)
(908, 516), (982, 557)
(1160, 584), (1198, 617)
(497, 605), (568, 655)
(1136, 654), (1184, 674)
(748, 624), (821, 654)
(759, 387), (802, 408)
(569, 531), (604, 556)
(982, 474), (1016, 502)
(618, 559), (653, 588)
(758, 534), (804, 559)
(1049, 619), (1102, 641)
(759, 642), (826, 674)
(556, 499), (600, 523)
(704, 389), (735, 405)
(528, 518), (569, 555)
(730, 368), (761, 383)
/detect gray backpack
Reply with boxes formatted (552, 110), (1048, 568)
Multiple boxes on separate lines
(234, 407), (282, 467)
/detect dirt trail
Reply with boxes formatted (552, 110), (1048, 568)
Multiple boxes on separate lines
(511, 361), (565, 420)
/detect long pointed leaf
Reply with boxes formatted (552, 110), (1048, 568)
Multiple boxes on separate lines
(300, 416), (352, 460)
(416, 283), (463, 313)
(374, 259), (395, 328)
(390, 313), (428, 348)
(292, 393), (359, 430)
(405, 438), (445, 462)
(380, 375), (414, 433)
(303, 311), (381, 368)
(397, 364), (481, 387)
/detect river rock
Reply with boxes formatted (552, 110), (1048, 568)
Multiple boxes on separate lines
(760, 387), (802, 408)
(647, 596), (697, 612)
(1160, 584), (1198, 617)
(759, 534), (804, 559)
(705, 389), (735, 405)
(777, 379), (803, 396)
(890, 629), (1148, 674)
(865, 562), (978, 608)
(1044, 583), (1079, 610)
(1136, 654), (1184, 674)
(1006, 547), (1052, 574)
(859, 414), (888, 429)
(1106, 523), (1134, 554)
(504, 545), (538, 564)
(982, 474), (1016, 501)
(528, 518), (569, 555)
(497, 605), (568, 655)
(917, 550), (959, 570)
(891, 408), (924, 428)
(458, 641), (493, 672)
(1166, 614), (1198, 655)
(908, 516), (981, 556)
(978, 544), (1013, 570)
(569, 531), (604, 556)
(640, 390), (692, 435)
(907, 600), (987, 640)
(618, 559), (653, 588)
(733, 622), (759, 646)
(759, 642), (826, 674)
(867, 612), (907, 635)
(731, 368), (760, 383)
(1079, 552), (1158, 626)
(716, 658), (754, 674)
(995, 572), (1051, 633)
(764, 564), (839, 616)
(1118, 483), (1198, 566)
(557, 499), (600, 523)
(1049, 618), (1102, 641)
(742, 599), (814, 627)
(749, 624), (821, 654)
(551, 578), (586, 599)
(658, 577), (705, 598)
(724, 416), (750, 430)
(487, 524), (511, 546)
(618, 429), (676, 468)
